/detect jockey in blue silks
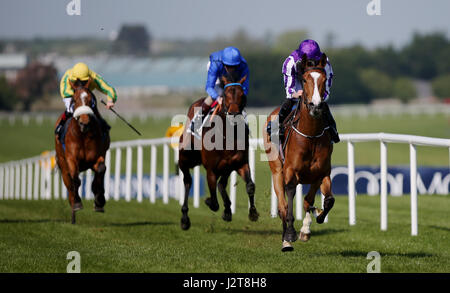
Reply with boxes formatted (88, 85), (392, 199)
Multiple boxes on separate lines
(189, 46), (249, 134)
(277, 39), (340, 144)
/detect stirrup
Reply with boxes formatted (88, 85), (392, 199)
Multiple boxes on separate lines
(55, 124), (63, 136)
(187, 112), (203, 139)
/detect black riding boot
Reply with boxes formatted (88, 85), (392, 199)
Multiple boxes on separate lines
(55, 111), (72, 136)
(323, 102), (340, 143)
(277, 98), (295, 145)
(93, 110), (111, 135)
(99, 117), (111, 134)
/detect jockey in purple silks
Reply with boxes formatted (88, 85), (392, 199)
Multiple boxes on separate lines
(277, 39), (340, 144)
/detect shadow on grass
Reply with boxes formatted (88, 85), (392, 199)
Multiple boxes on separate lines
(0, 219), (65, 224)
(429, 225), (450, 232)
(337, 250), (434, 258)
(312, 228), (348, 236)
(226, 228), (280, 236)
(108, 221), (175, 227)
(224, 228), (348, 237)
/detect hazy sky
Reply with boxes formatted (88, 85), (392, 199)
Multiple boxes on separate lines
(0, 0), (449, 48)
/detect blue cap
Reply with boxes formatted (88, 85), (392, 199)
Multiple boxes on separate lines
(222, 47), (241, 66)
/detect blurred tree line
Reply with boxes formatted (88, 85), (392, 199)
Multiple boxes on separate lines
(1, 26), (449, 110)
(243, 31), (450, 106)
(0, 62), (58, 111)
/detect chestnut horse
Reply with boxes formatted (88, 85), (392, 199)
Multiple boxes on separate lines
(54, 79), (110, 224)
(178, 75), (259, 230)
(263, 53), (335, 251)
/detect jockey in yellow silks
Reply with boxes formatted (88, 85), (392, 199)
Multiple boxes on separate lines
(55, 62), (117, 136)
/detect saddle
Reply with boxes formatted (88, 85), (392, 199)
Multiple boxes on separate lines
(266, 99), (300, 163)
(58, 117), (73, 152)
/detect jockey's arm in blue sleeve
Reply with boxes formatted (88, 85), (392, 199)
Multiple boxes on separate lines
(241, 62), (250, 96)
(205, 60), (220, 100)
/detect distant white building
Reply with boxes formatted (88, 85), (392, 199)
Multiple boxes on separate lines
(0, 53), (28, 81)
(41, 54), (208, 98)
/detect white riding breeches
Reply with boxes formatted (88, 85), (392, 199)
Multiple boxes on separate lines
(63, 97), (74, 113)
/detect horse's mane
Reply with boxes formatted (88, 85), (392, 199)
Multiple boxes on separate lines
(223, 70), (241, 84)
(73, 79), (88, 88)
(296, 58), (320, 77)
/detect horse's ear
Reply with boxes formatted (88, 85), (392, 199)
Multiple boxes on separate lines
(221, 75), (229, 85)
(68, 80), (76, 90)
(298, 53), (308, 74)
(319, 53), (327, 68)
(239, 75), (247, 85)
(84, 77), (92, 89)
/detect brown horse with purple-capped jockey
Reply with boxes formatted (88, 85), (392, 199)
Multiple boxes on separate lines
(178, 74), (259, 230)
(54, 78), (110, 224)
(263, 53), (335, 251)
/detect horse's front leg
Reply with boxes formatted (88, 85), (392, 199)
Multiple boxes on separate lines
(217, 171), (232, 222)
(204, 169), (219, 212)
(67, 159), (83, 224)
(237, 164), (259, 222)
(92, 157), (106, 212)
(317, 176), (335, 224)
(180, 165), (193, 230)
(300, 181), (321, 242)
(283, 167), (298, 244)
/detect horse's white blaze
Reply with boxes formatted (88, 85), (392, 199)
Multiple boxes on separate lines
(300, 212), (312, 234)
(73, 105), (94, 118)
(310, 72), (322, 106)
(80, 92), (88, 106)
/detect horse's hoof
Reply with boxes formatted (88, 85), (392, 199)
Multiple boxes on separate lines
(248, 207), (259, 222)
(284, 230), (298, 243)
(316, 213), (326, 224)
(94, 206), (105, 213)
(73, 202), (83, 211)
(181, 217), (191, 230)
(205, 197), (219, 212)
(222, 212), (232, 222)
(300, 232), (311, 242)
(281, 240), (294, 252)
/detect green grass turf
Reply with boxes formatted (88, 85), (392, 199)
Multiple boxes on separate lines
(0, 194), (448, 273)
(0, 111), (448, 273)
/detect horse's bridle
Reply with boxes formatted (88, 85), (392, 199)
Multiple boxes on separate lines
(299, 66), (327, 108)
(222, 83), (245, 115)
(72, 87), (96, 120)
(287, 66), (329, 140)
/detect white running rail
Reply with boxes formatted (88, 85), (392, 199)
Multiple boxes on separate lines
(0, 133), (448, 236)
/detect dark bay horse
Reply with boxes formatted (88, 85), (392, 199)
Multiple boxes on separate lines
(54, 79), (110, 224)
(263, 53), (335, 251)
(178, 75), (259, 230)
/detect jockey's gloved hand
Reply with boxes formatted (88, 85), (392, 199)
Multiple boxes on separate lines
(106, 100), (115, 109)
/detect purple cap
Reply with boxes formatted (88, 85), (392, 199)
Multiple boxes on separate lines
(298, 39), (322, 61)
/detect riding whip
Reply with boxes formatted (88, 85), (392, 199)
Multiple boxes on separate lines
(101, 100), (142, 136)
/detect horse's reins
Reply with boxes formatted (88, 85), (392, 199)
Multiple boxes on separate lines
(221, 82), (244, 115)
(290, 66), (329, 139)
